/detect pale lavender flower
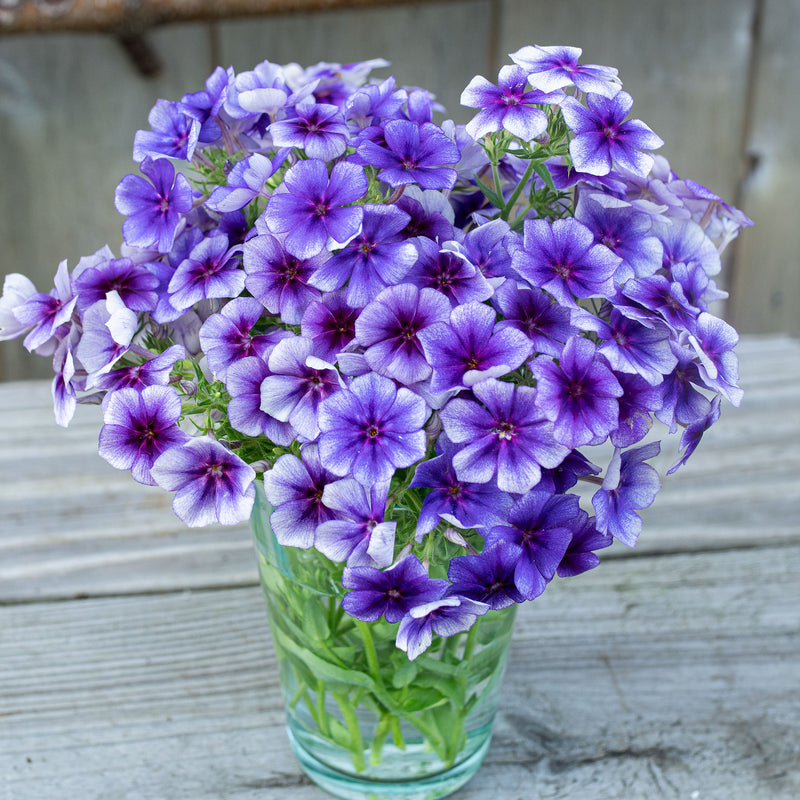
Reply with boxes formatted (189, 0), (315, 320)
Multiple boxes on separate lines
(684, 312), (743, 406)
(317, 372), (427, 486)
(114, 157), (193, 254)
(168, 234), (245, 310)
(151, 437), (256, 527)
(461, 65), (562, 141)
(133, 99), (200, 162)
(592, 441), (661, 547)
(316, 477), (396, 567)
(225, 355), (294, 444)
(396, 596), (489, 660)
(205, 153), (278, 213)
(264, 159), (368, 259)
(0, 273), (37, 341)
(561, 92), (664, 177)
(439, 378), (570, 494)
(269, 103), (349, 160)
(72, 256), (159, 314)
(260, 335), (342, 441)
(510, 45), (620, 97)
(12, 260), (77, 352)
(263, 445), (339, 548)
(99, 385), (189, 485)
(95, 344), (185, 393)
(225, 60), (289, 120)
(655, 342), (712, 432)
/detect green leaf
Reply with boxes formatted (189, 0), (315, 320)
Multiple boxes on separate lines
(400, 687), (449, 713)
(391, 657), (418, 689)
(273, 626), (376, 690)
(474, 175), (505, 210)
(532, 161), (557, 193)
(301, 595), (330, 640)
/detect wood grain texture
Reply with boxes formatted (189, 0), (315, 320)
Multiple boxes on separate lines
(0, 0), (468, 33)
(0, 335), (797, 604)
(1, 543), (798, 799)
(729, 0), (800, 333)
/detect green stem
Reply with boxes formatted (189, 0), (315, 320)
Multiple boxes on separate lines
(332, 691), (367, 772)
(501, 159), (537, 221)
(316, 679), (330, 738)
(491, 161), (505, 208)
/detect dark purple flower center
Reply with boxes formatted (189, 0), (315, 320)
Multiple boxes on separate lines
(492, 420), (517, 440)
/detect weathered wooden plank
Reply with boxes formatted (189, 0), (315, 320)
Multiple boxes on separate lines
(729, 0), (800, 334)
(0, 24), (215, 381)
(0, 335), (797, 601)
(0, 0), (468, 33)
(1, 543), (798, 799)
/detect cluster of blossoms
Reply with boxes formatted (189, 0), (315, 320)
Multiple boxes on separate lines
(0, 45), (750, 659)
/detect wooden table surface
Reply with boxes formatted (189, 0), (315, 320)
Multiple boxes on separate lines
(1, 334), (799, 800)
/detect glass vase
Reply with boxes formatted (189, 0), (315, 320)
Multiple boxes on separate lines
(250, 482), (517, 800)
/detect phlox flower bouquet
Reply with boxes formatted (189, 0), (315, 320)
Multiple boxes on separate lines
(0, 45), (750, 663)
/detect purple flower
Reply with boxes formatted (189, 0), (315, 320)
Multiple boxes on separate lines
(510, 45), (620, 97)
(270, 103), (349, 160)
(611, 373), (663, 448)
(168, 234), (245, 310)
(357, 120), (460, 190)
(409, 437), (513, 538)
(667, 395), (722, 475)
(72, 256), (159, 314)
(656, 219), (721, 277)
(300, 289), (359, 362)
(51, 334), (80, 427)
(620, 274), (700, 334)
(308, 204), (417, 308)
(447, 544), (525, 609)
(485, 491), (579, 599)
(179, 65), (230, 143)
(560, 92), (664, 177)
(592, 309), (678, 385)
(316, 477), (395, 567)
(151, 437), (256, 527)
(592, 441), (661, 547)
(133, 99), (200, 162)
(263, 445), (339, 548)
(96, 344), (185, 394)
(406, 237), (493, 307)
(260, 335), (342, 441)
(418, 301), (532, 394)
(199, 297), (286, 380)
(492, 279), (576, 357)
(114, 157), (194, 254)
(264, 159), (368, 259)
(439, 378), (570, 494)
(225, 60), (289, 120)
(317, 372), (427, 486)
(75, 298), (133, 382)
(461, 65), (562, 141)
(396, 596), (489, 660)
(557, 515), (612, 578)
(354, 283), (451, 385)
(655, 342), (713, 433)
(684, 312), (743, 406)
(575, 195), (663, 284)
(512, 218), (620, 307)
(205, 154), (277, 213)
(342, 556), (447, 623)
(225, 355), (294, 443)
(98, 386), (189, 485)
(243, 230), (324, 325)
(12, 260), (77, 352)
(444, 219), (514, 280)
(531, 336), (623, 449)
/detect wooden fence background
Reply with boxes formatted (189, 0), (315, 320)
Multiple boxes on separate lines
(1, 0), (797, 381)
